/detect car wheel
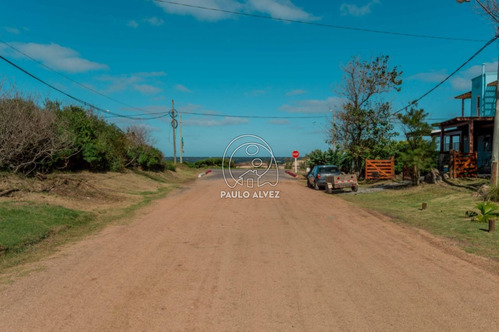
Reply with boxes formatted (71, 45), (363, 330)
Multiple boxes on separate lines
(314, 181), (320, 190)
(352, 185), (358, 192)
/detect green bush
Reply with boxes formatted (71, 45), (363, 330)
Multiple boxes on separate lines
(305, 149), (350, 171)
(164, 161), (176, 172)
(193, 158), (233, 168)
(0, 91), (167, 174)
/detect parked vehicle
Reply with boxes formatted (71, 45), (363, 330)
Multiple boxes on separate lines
(324, 174), (358, 194)
(307, 165), (341, 190)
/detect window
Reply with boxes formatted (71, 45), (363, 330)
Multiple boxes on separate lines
(451, 135), (460, 151)
(463, 135), (469, 153)
(476, 96), (480, 116)
(444, 136), (451, 151)
(320, 166), (339, 173)
(483, 135), (491, 152)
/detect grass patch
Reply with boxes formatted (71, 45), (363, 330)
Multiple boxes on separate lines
(0, 168), (199, 273)
(340, 184), (499, 260)
(0, 202), (94, 255)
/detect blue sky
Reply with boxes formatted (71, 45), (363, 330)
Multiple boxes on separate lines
(0, 0), (498, 157)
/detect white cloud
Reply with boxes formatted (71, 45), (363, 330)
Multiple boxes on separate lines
(407, 70), (448, 83)
(178, 104), (248, 126)
(134, 71), (167, 78)
(286, 89), (307, 96)
(340, 0), (380, 17)
(154, 0), (317, 22)
(145, 17), (164, 26)
(175, 84), (192, 93)
(0, 42), (108, 73)
(450, 61), (498, 90)
(133, 84), (162, 95)
(406, 61), (498, 91)
(127, 20), (139, 28)
(245, 87), (271, 96)
(450, 77), (471, 91)
(279, 96), (345, 114)
(122, 105), (170, 114)
(184, 116), (249, 127)
(247, 0), (319, 21)
(5, 27), (20, 34)
(98, 72), (166, 93)
(155, 0), (243, 21)
(268, 119), (290, 125)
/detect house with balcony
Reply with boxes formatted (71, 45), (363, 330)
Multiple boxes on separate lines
(432, 66), (497, 177)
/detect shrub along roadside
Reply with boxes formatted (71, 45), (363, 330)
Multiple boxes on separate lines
(0, 94), (165, 175)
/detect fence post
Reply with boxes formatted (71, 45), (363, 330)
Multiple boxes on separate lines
(391, 156), (395, 178)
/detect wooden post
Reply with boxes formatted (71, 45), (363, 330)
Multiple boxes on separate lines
(172, 100), (177, 164)
(468, 119), (474, 155)
(391, 156), (395, 178)
(450, 151), (455, 178)
(440, 125), (444, 152)
(179, 113), (183, 164)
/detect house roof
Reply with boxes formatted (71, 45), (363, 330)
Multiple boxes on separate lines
(487, 80), (498, 87)
(454, 91), (471, 99)
(432, 116), (494, 128)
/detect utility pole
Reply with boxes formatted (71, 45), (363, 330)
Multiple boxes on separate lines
(171, 99), (177, 164)
(179, 112), (184, 164)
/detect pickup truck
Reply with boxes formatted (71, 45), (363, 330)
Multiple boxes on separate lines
(324, 174), (358, 194)
(307, 165), (341, 190)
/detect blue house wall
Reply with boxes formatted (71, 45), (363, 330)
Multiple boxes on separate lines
(470, 72), (497, 117)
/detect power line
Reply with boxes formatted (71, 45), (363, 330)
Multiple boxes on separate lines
(0, 40), (325, 121)
(0, 39), (160, 116)
(154, 0), (485, 42)
(0, 53), (330, 120)
(0, 54), (168, 120)
(393, 35), (498, 115)
(178, 111), (327, 119)
(109, 110), (330, 119)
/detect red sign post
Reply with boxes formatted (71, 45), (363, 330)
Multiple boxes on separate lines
(292, 150), (299, 173)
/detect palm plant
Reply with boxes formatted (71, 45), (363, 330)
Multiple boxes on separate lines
(475, 202), (499, 232)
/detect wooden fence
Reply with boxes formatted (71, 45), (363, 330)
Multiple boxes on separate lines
(365, 157), (394, 180)
(450, 151), (477, 178)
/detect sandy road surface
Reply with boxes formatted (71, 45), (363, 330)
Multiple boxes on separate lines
(0, 170), (497, 331)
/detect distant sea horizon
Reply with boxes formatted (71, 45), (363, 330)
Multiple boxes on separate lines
(164, 156), (301, 164)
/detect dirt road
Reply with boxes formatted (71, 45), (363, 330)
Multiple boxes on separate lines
(0, 171), (498, 331)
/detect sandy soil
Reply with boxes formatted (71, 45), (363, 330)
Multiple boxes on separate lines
(0, 172), (497, 331)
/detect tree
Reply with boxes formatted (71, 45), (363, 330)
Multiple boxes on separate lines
(396, 107), (436, 186)
(305, 149), (348, 171)
(329, 55), (402, 173)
